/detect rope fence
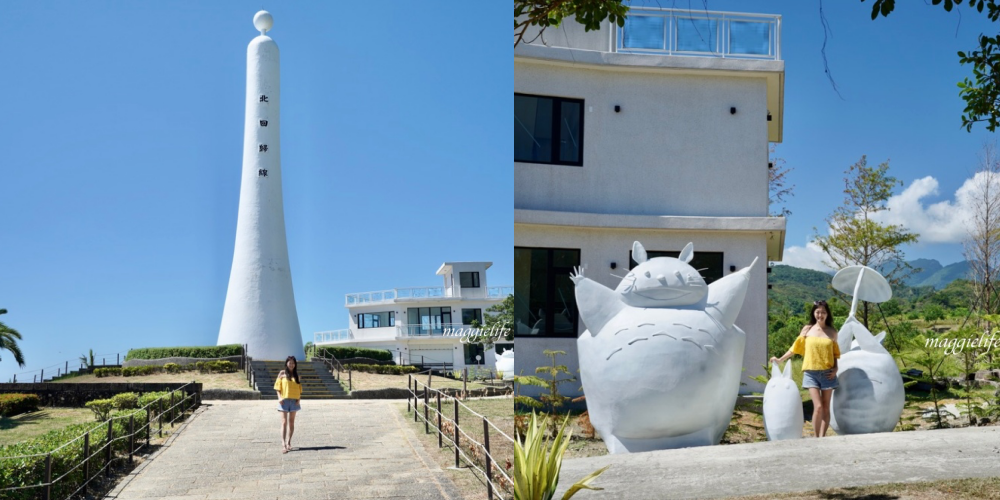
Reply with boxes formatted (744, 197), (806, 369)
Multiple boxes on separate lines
(407, 371), (514, 500)
(0, 382), (202, 500)
(9, 351), (131, 383)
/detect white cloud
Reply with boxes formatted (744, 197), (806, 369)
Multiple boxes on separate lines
(869, 173), (1000, 243)
(781, 241), (835, 273)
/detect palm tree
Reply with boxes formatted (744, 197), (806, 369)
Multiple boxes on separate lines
(0, 309), (26, 368)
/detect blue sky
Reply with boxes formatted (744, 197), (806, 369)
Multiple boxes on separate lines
(0, 2), (510, 381)
(654, 0), (999, 271)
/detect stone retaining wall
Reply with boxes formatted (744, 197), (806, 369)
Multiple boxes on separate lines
(0, 383), (201, 407)
(123, 356), (242, 368)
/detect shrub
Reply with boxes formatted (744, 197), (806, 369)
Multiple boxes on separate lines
(110, 392), (138, 410)
(122, 366), (158, 377)
(163, 362), (182, 373)
(345, 363), (418, 375)
(138, 391), (171, 410)
(94, 367), (122, 378)
(923, 304), (946, 322)
(0, 420), (114, 500)
(85, 398), (114, 421)
(316, 346), (392, 362)
(195, 360), (238, 374)
(125, 344), (243, 361)
(0, 394), (40, 417)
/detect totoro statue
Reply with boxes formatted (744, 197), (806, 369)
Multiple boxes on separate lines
(573, 241), (757, 454)
(763, 361), (804, 441)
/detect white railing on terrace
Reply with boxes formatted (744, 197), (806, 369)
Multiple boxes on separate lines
(314, 329), (353, 343)
(398, 323), (481, 338)
(614, 7), (781, 60)
(344, 285), (514, 306)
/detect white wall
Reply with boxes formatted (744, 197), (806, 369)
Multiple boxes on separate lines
(514, 225), (768, 396)
(515, 61), (769, 218)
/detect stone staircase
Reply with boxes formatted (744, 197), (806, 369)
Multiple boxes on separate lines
(250, 360), (349, 400)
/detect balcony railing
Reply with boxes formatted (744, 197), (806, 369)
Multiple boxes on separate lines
(615, 7), (781, 60)
(398, 323), (484, 338)
(487, 286), (514, 298)
(314, 329), (353, 343)
(344, 285), (514, 306)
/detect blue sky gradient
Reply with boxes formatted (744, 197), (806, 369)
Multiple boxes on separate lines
(1, 2), (510, 381)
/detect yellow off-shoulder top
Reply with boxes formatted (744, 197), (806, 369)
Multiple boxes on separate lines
(791, 335), (841, 371)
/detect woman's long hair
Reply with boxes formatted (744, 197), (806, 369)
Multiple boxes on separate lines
(808, 300), (834, 328)
(285, 356), (300, 384)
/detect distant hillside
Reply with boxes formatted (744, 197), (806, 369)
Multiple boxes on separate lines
(866, 259), (970, 290)
(767, 265), (836, 313)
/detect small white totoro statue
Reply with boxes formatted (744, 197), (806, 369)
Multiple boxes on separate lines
(574, 241), (757, 453)
(495, 348), (514, 380)
(763, 361), (804, 441)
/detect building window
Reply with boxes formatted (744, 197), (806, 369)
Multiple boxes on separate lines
(462, 308), (483, 325)
(464, 344), (485, 365)
(514, 93), (584, 166)
(628, 250), (725, 284)
(514, 247), (580, 338)
(406, 307), (453, 336)
(459, 272), (480, 288)
(357, 311), (394, 329)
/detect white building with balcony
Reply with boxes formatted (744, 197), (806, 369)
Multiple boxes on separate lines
(315, 261), (513, 372)
(515, 8), (786, 398)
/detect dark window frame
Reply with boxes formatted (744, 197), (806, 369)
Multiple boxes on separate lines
(514, 93), (585, 167)
(459, 272), (480, 288)
(514, 246), (581, 338)
(356, 311), (395, 329)
(464, 343), (486, 365)
(462, 308), (483, 325)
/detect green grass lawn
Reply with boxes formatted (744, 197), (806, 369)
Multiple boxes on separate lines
(0, 408), (96, 446)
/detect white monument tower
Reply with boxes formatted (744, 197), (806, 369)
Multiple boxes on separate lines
(217, 11), (304, 361)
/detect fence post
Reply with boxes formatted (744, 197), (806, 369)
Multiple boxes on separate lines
(43, 453), (52, 500)
(117, 353), (120, 365)
(129, 415), (135, 463)
(40, 369), (43, 382)
(11, 374), (14, 383)
(428, 368), (432, 388)
(484, 418), (493, 500)
(407, 375), (412, 413)
(83, 432), (90, 496)
(424, 386), (429, 434)
(463, 368), (468, 398)
(65, 361), (68, 374)
(105, 420), (113, 478)
(349, 368), (352, 392)
(170, 392), (176, 426)
(437, 392), (443, 448)
(454, 397), (460, 469)
(413, 378), (418, 423)
(158, 398), (164, 438)
(146, 408), (151, 448)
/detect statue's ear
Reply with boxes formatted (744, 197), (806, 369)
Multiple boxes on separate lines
(679, 242), (694, 263)
(632, 241), (647, 264)
(771, 362), (782, 379)
(782, 360), (792, 379)
(874, 331), (886, 345)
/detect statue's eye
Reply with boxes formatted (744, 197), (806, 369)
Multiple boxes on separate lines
(644, 271), (651, 278)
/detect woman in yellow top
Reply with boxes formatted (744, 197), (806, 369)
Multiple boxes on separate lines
(770, 300), (841, 438)
(274, 355), (303, 453)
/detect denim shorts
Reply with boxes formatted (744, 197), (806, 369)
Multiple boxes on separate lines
(802, 369), (838, 390)
(277, 398), (300, 412)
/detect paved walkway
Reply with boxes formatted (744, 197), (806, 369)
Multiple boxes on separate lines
(105, 400), (465, 500)
(556, 426), (1000, 499)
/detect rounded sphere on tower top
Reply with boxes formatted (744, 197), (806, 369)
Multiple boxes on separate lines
(253, 11), (273, 33)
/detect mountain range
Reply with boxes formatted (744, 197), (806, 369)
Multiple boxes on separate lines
(880, 258), (970, 290)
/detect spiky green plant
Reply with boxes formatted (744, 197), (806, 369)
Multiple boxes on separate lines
(513, 411), (609, 500)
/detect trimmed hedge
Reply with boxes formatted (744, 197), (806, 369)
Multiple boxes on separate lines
(125, 344), (243, 361)
(1, 393), (183, 500)
(316, 346), (392, 362)
(0, 394), (40, 417)
(345, 364), (419, 375)
(93, 361), (237, 378)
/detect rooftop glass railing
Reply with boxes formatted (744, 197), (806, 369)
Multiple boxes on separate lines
(616, 8), (781, 60)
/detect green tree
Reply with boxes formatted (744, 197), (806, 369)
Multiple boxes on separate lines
(79, 349), (95, 369)
(0, 309), (26, 368)
(514, 0), (629, 46)
(864, 0), (1000, 131)
(813, 155), (920, 327)
(470, 294), (514, 344)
